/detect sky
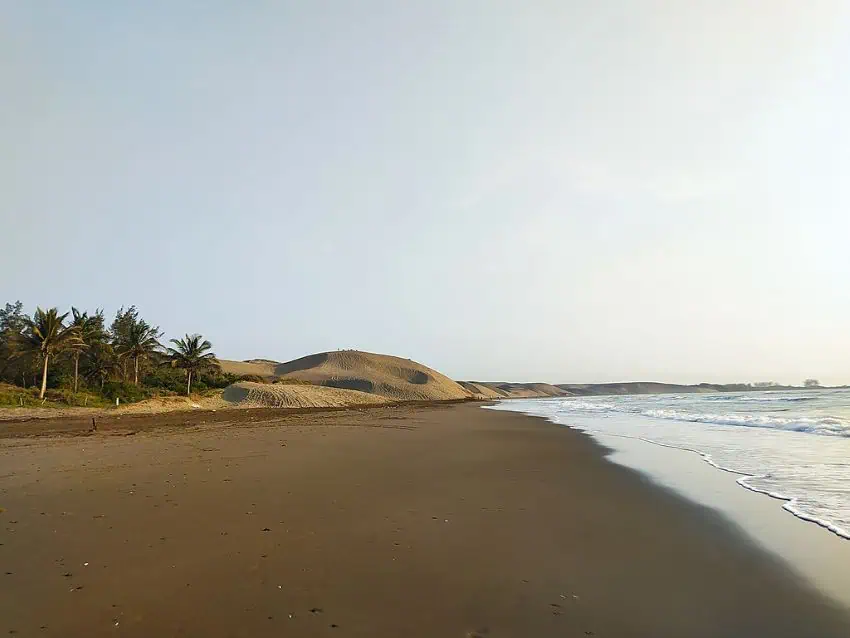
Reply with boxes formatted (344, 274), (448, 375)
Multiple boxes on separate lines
(2, 1), (850, 385)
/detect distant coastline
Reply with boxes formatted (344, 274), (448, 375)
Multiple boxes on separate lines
(463, 380), (848, 400)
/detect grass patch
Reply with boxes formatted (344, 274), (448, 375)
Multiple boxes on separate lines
(272, 377), (313, 386)
(0, 383), (112, 408)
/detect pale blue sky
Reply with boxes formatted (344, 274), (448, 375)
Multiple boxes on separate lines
(2, 1), (849, 384)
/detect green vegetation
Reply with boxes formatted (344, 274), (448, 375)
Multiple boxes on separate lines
(166, 334), (221, 396)
(272, 377), (313, 385)
(0, 301), (236, 408)
(14, 308), (84, 399)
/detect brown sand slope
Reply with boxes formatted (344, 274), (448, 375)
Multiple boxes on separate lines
(219, 359), (278, 378)
(223, 350), (471, 402)
(221, 381), (392, 408)
(458, 381), (509, 399)
(559, 381), (720, 395)
(274, 351), (470, 401)
(115, 394), (231, 414)
(468, 381), (571, 398)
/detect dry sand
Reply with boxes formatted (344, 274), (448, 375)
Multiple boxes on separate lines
(220, 350), (471, 402)
(222, 381), (392, 408)
(458, 381), (509, 399)
(1, 404), (848, 637)
(219, 351), (572, 401)
(462, 381), (572, 398)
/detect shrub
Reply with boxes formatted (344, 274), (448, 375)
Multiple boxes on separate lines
(272, 377), (312, 385)
(237, 374), (272, 384)
(0, 383), (109, 408)
(44, 388), (110, 408)
(142, 367), (187, 394)
(101, 381), (152, 404)
(0, 384), (43, 407)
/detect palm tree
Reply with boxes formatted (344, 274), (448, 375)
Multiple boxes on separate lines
(68, 308), (106, 393)
(116, 319), (162, 385)
(166, 334), (219, 396)
(85, 342), (119, 390)
(15, 308), (83, 399)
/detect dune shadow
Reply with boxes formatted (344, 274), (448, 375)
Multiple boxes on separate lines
(274, 352), (329, 376)
(323, 378), (375, 393)
(222, 385), (249, 403)
(407, 370), (430, 385)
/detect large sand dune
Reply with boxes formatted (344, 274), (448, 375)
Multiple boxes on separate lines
(222, 381), (391, 408)
(218, 359), (277, 378)
(220, 350), (472, 404)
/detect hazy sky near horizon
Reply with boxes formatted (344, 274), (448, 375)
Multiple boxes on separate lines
(3, 1), (850, 385)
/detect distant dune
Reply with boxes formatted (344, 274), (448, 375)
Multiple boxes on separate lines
(463, 381), (571, 399)
(559, 382), (723, 396)
(457, 382), (509, 399)
(220, 350), (472, 405)
(218, 359), (277, 378)
(464, 381), (763, 398)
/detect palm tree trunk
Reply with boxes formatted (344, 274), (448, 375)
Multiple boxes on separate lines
(187, 370), (192, 396)
(74, 354), (79, 393)
(40, 354), (49, 399)
(134, 356), (139, 385)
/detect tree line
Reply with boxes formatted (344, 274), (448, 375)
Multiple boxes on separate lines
(0, 302), (227, 402)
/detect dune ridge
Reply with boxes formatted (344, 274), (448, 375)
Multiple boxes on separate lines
(463, 381), (571, 398)
(219, 350), (472, 407)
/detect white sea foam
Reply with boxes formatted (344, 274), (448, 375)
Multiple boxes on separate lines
(640, 409), (849, 436)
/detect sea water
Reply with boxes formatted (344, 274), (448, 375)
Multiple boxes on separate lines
(489, 389), (850, 540)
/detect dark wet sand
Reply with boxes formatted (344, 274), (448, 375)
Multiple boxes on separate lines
(1, 403), (848, 637)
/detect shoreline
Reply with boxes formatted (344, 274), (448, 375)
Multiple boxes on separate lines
(489, 401), (850, 607)
(2, 403), (849, 636)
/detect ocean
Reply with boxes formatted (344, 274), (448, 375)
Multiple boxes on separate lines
(489, 389), (850, 540)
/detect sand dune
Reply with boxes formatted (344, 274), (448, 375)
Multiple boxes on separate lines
(559, 382), (724, 395)
(221, 350), (472, 404)
(222, 381), (391, 408)
(457, 381), (510, 399)
(466, 381), (572, 399)
(115, 394), (231, 414)
(219, 359), (277, 378)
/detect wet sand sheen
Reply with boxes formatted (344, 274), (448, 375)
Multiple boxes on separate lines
(1, 403), (849, 637)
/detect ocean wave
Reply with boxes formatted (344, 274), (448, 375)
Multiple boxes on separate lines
(641, 409), (850, 436)
(734, 477), (850, 540)
(558, 399), (849, 436)
(558, 400), (618, 412)
(744, 395), (817, 403)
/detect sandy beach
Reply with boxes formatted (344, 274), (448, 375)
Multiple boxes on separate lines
(1, 403), (849, 637)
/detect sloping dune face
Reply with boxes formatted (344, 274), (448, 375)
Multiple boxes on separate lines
(218, 359), (277, 378)
(458, 381), (509, 399)
(463, 382), (572, 398)
(274, 350), (471, 401)
(222, 382), (391, 408)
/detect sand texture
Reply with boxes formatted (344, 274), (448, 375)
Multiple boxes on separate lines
(222, 381), (392, 408)
(1, 404), (848, 637)
(221, 350), (471, 402)
(466, 381), (572, 398)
